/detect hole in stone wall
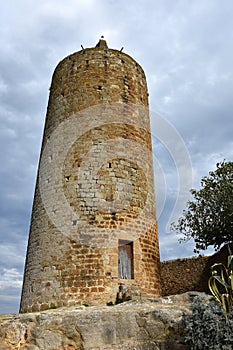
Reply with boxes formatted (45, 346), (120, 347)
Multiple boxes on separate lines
(109, 162), (112, 168)
(89, 215), (95, 225)
(24, 330), (28, 341)
(71, 62), (75, 72)
(111, 212), (116, 220)
(106, 194), (113, 202)
(118, 240), (134, 279)
(72, 220), (77, 226)
(97, 86), (103, 91)
(65, 176), (70, 182)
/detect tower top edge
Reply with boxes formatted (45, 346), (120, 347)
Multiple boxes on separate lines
(55, 39), (145, 76)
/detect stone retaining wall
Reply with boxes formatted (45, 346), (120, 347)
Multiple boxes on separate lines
(161, 244), (229, 296)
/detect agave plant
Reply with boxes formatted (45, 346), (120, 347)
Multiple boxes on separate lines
(208, 245), (233, 317)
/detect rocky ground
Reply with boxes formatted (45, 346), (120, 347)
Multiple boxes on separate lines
(0, 292), (207, 350)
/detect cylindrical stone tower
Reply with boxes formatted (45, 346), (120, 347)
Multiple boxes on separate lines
(20, 39), (161, 313)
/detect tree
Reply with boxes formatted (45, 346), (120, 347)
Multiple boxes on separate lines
(171, 161), (233, 253)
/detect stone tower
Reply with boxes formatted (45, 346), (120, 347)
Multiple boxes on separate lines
(20, 39), (161, 313)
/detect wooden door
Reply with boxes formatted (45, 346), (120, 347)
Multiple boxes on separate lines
(118, 240), (133, 279)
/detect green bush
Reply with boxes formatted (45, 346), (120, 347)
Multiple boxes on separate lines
(183, 295), (233, 349)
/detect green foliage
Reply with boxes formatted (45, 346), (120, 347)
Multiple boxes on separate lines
(171, 161), (233, 253)
(183, 296), (233, 349)
(208, 245), (233, 317)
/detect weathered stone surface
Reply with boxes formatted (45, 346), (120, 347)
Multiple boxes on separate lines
(0, 292), (202, 349)
(20, 39), (161, 313)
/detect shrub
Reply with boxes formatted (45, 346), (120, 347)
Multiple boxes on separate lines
(208, 245), (233, 317)
(183, 295), (233, 349)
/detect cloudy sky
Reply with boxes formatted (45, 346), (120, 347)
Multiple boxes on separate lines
(1, 0), (233, 314)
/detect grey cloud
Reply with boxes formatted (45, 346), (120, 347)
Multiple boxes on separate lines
(0, 267), (23, 313)
(0, 0), (233, 313)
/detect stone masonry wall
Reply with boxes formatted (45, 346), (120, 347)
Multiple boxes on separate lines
(161, 256), (210, 296)
(161, 244), (229, 296)
(20, 40), (161, 313)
